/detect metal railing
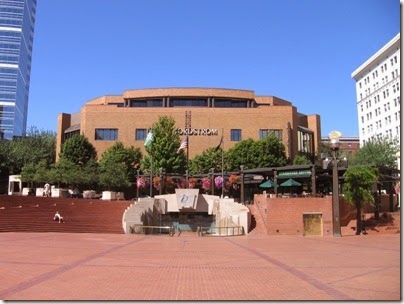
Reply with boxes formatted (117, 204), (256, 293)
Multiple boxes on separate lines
(197, 226), (245, 237)
(130, 225), (176, 236)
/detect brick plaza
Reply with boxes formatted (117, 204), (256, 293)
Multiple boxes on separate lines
(0, 232), (400, 301)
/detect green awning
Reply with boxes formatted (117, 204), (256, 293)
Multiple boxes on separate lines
(277, 170), (311, 179)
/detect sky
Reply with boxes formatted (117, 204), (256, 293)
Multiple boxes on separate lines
(27, 0), (400, 137)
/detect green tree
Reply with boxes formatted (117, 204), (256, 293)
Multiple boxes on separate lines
(20, 160), (51, 188)
(343, 167), (378, 235)
(54, 135), (98, 189)
(98, 142), (142, 190)
(225, 138), (255, 170)
(351, 137), (399, 168)
(189, 147), (223, 175)
(20, 162), (37, 188)
(225, 136), (287, 170)
(99, 162), (131, 191)
(58, 134), (97, 165)
(293, 154), (312, 165)
(141, 116), (186, 174)
(4, 127), (56, 175)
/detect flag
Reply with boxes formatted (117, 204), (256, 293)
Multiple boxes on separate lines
(215, 136), (223, 152)
(177, 136), (188, 153)
(144, 129), (153, 147)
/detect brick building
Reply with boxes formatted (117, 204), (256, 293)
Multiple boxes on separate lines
(321, 136), (360, 156)
(57, 87), (321, 160)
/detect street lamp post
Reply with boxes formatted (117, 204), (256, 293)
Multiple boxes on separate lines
(210, 168), (215, 195)
(159, 167), (163, 196)
(240, 165), (245, 204)
(331, 146), (341, 237)
(328, 131), (343, 237)
(136, 170), (140, 202)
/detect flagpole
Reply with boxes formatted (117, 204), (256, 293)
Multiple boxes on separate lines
(186, 136), (189, 188)
(221, 128), (224, 198)
(150, 147), (153, 197)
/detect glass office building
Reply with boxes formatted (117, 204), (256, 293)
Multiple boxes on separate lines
(0, 0), (36, 139)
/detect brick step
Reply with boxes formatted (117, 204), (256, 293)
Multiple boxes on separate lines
(0, 196), (131, 234)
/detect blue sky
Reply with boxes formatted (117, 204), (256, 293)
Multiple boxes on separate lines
(27, 0), (400, 137)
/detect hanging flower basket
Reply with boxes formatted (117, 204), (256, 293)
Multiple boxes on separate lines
(228, 174), (240, 185)
(214, 176), (224, 189)
(152, 176), (161, 190)
(201, 177), (211, 190)
(136, 177), (150, 190)
(188, 177), (196, 189)
(177, 178), (187, 189)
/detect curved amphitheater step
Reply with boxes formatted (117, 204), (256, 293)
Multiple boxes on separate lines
(0, 195), (132, 234)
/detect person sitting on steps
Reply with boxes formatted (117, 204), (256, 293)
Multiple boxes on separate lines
(53, 211), (65, 223)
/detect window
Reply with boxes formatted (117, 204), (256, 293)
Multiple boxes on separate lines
(135, 128), (147, 141)
(214, 99), (248, 108)
(130, 99), (163, 107)
(259, 129), (282, 141)
(230, 129), (242, 141)
(95, 128), (118, 140)
(172, 99), (207, 107)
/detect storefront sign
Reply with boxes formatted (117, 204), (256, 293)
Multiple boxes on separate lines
(175, 128), (218, 136)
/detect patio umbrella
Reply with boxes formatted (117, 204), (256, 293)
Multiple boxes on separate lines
(280, 178), (302, 195)
(280, 178), (301, 187)
(259, 180), (279, 188)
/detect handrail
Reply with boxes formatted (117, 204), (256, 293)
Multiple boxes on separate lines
(197, 226), (245, 237)
(130, 225), (176, 236)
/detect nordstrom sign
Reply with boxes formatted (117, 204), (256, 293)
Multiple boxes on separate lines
(175, 128), (219, 136)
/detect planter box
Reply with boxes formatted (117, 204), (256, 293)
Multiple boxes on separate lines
(101, 191), (116, 200)
(51, 188), (68, 198)
(36, 188), (44, 197)
(22, 188), (30, 196)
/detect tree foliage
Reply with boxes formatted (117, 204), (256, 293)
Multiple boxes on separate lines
(351, 137), (399, 168)
(189, 147), (223, 175)
(1, 126), (56, 175)
(293, 154), (312, 165)
(343, 166), (378, 235)
(98, 142), (142, 190)
(58, 134), (97, 165)
(225, 136), (287, 170)
(141, 116), (186, 174)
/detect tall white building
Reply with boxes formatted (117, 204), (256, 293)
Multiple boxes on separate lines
(351, 33), (400, 147)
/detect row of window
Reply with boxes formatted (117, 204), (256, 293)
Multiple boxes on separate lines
(362, 114), (400, 134)
(361, 104), (400, 123)
(128, 98), (251, 108)
(93, 128), (283, 142)
(363, 128), (399, 145)
(358, 68), (399, 100)
(360, 56), (398, 86)
(361, 88), (400, 112)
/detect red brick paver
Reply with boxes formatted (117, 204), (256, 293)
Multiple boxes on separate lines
(0, 232), (400, 301)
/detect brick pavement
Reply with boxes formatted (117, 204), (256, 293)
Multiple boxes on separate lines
(0, 232), (400, 301)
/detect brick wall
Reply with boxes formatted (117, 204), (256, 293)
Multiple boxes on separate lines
(254, 194), (334, 235)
